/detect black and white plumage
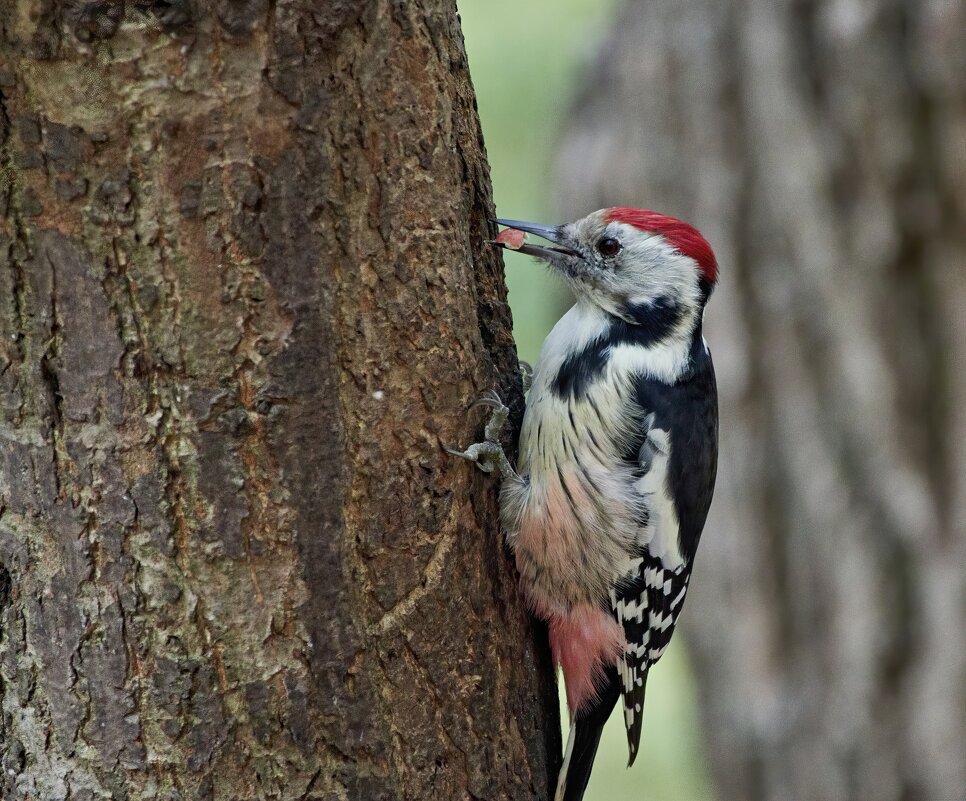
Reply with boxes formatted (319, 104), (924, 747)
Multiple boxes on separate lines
(534, 297), (717, 796)
(613, 330), (717, 764)
(448, 208), (718, 801)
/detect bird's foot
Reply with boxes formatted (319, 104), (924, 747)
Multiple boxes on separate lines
(445, 390), (518, 480)
(519, 361), (534, 393)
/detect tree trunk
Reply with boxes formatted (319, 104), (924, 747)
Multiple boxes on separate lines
(0, 3), (560, 800)
(554, 2), (966, 800)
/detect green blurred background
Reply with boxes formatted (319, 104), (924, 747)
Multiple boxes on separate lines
(459, 2), (714, 799)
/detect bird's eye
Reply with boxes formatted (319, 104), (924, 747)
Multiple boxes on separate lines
(597, 237), (621, 257)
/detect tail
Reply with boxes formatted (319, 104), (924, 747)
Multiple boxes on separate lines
(622, 664), (649, 767)
(554, 667), (621, 801)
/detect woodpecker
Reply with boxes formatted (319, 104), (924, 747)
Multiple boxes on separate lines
(447, 207), (718, 801)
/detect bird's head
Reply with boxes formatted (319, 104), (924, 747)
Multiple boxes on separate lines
(492, 207), (717, 335)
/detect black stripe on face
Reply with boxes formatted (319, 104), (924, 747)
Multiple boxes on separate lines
(550, 297), (682, 400)
(616, 296), (681, 345)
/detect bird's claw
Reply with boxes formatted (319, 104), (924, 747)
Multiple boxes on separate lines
(445, 390), (518, 480)
(480, 391), (509, 442)
(518, 361), (534, 393)
(470, 388), (505, 413)
(444, 442), (499, 473)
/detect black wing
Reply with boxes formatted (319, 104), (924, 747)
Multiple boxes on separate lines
(612, 331), (718, 763)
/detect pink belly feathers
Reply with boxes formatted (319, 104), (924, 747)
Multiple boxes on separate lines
(513, 468), (625, 716)
(547, 604), (624, 715)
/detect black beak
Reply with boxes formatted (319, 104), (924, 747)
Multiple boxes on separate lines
(488, 218), (581, 259)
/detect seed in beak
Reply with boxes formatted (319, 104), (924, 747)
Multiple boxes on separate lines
(495, 227), (527, 250)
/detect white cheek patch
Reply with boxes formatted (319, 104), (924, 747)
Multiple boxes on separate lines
(612, 225), (705, 310)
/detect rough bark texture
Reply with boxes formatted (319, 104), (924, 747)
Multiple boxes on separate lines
(0, 3), (560, 800)
(554, 2), (966, 800)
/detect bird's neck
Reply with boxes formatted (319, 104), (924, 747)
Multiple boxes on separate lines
(575, 299), (700, 384)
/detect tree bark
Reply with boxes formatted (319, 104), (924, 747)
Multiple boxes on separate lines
(0, 3), (559, 800)
(554, 2), (966, 801)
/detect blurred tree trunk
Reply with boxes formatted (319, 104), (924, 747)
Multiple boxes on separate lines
(555, 2), (965, 800)
(0, 3), (559, 800)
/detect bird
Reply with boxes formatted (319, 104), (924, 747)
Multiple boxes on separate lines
(447, 207), (718, 801)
